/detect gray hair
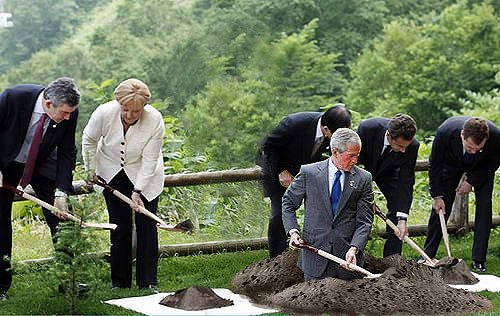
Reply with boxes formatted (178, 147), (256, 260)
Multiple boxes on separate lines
(330, 128), (361, 153)
(43, 77), (80, 108)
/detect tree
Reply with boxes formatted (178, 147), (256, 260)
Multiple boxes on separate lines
(183, 20), (344, 168)
(346, 2), (499, 133)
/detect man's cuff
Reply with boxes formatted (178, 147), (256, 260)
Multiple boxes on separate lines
(396, 212), (408, 220)
(54, 189), (67, 198)
(289, 229), (300, 236)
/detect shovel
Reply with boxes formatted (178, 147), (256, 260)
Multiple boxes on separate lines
(292, 240), (379, 278)
(2, 183), (117, 230)
(438, 209), (452, 257)
(90, 175), (194, 232)
(372, 204), (437, 267)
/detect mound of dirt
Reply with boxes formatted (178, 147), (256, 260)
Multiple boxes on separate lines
(364, 254), (479, 285)
(232, 251), (490, 315)
(269, 272), (491, 315)
(159, 286), (233, 311)
(231, 250), (303, 299)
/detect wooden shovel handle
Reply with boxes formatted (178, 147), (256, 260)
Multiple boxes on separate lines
(3, 184), (116, 230)
(438, 210), (452, 257)
(293, 241), (377, 278)
(373, 204), (435, 267)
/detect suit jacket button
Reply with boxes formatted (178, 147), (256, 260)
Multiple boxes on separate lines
(121, 142), (125, 145)
(120, 163), (124, 167)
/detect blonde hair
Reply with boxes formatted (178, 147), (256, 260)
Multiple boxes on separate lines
(114, 78), (151, 107)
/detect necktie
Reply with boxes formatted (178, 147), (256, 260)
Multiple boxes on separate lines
(311, 136), (324, 159)
(380, 145), (391, 158)
(20, 113), (48, 188)
(463, 152), (476, 164)
(330, 170), (342, 217)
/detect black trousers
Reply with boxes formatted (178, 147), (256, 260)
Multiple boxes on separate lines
(266, 182), (288, 258)
(424, 172), (494, 262)
(377, 180), (404, 257)
(0, 162), (59, 292)
(102, 170), (158, 288)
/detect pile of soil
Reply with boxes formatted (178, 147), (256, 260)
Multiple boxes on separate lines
(231, 250), (303, 298)
(232, 251), (492, 315)
(159, 286), (233, 311)
(270, 272), (491, 315)
(364, 254), (479, 285)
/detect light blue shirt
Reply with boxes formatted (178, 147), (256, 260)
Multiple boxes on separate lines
(14, 93), (49, 163)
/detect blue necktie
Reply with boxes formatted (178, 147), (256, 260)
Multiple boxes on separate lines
(331, 170), (342, 217)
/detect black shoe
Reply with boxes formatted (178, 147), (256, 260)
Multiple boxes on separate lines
(472, 261), (486, 273)
(0, 291), (8, 301)
(139, 284), (159, 294)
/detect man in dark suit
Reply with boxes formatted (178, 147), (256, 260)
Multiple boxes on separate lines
(260, 104), (352, 258)
(283, 128), (374, 280)
(357, 114), (419, 257)
(0, 77), (80, 300)
(423, 116), (499, 272)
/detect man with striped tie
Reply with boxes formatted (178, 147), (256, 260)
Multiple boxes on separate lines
(0, 77), (80, 300)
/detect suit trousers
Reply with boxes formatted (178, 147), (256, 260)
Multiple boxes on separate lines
(267, 183), (288, 258)
(0, 162), (63, 292)
(424, 172), (493, 262)
(102, 170), (158, 288)
(376, 180), (403, 257)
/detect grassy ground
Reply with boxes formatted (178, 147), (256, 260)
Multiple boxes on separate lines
(0, 228), (499, 315)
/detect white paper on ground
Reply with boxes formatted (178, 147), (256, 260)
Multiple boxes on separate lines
(104, 288), (278, 315)
(448, 273), (500, 292)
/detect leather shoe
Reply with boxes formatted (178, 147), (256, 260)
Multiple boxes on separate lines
(140, 284), (159, 294)
(472, 261), (486, 273)
(0, 291), (8, 301)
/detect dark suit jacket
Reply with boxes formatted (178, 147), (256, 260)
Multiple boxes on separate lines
(0, 84), (78, 191)
(429, 116), (500, 198)
(357, 118), (419, 215)
(260, 112), (328, 195)
(282, 159), (374, 278)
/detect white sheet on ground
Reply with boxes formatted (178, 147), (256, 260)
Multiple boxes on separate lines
(448, 273), (500, 292)
(104, 288), (278, 315)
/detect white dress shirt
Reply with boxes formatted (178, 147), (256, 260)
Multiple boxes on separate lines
(328, 158), (345, 193)
(82, 100), (165, 201)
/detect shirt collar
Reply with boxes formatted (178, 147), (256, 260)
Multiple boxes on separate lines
(383, 130), (390, 147)
(315, 119), (323, 140)
(33, 93), (45, 114)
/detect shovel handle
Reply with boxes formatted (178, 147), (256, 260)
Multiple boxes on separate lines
(4, 184), (116, 230)
(293, 241), (377, 278)
(109, 189), (176, 230)
(373, 204), (435, 267)
(438, 210), (452, 257)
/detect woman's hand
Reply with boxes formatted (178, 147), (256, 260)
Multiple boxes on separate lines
(131, 192), (144, 212)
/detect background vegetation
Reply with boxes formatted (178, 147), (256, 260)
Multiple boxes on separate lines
(2, 0), (498, 250)
(1, 0), (499, 314)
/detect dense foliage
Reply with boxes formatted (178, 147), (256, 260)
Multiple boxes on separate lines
(1, 0), (498, 237)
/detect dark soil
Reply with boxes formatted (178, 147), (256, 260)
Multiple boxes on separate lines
(231, 250), (303, 299)
(232, 251), (492, 315)
(159, 285), (233, 311)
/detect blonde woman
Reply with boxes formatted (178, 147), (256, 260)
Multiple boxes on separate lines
(82, 78), (164, 290)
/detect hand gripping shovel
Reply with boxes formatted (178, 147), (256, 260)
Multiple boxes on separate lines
(372, 203), (437, 267)
(292, 240), (379, 278)
(1, 183), (117, 230)
(90, 175), (194, 232)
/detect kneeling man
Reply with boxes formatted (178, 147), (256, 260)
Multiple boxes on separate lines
(283, 128), (374, 281)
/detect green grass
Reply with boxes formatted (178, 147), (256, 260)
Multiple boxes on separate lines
(1, 229), (499, 315)
(0, 250), (268, 315)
